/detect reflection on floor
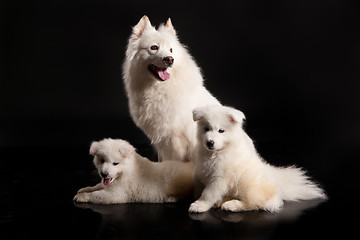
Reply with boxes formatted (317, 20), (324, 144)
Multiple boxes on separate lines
(74, 199), (325, 239)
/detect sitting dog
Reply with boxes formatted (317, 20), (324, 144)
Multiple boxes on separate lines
(189, 105), (326, 213)
(74, 138), (194, 204)
(123, 16), (220, 162)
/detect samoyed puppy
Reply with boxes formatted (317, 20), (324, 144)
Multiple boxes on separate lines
(123, 16), (220, 162)
(73, 138), (194, 204)
(189, 105), (326, 213)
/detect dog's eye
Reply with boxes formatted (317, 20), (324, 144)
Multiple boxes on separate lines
(204, 127), (210, 132)
(218, 129), (225, 133)
(100, 159), (105, 164)
(150, 45), (158, 51)
(113, 162), (119, 166)
(170, 48), (173, 53)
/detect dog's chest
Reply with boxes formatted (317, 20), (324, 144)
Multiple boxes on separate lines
(197, 153), (224, 183)
(136, 84), (193, 127)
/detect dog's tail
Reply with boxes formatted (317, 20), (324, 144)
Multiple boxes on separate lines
(272, 165), (327, 201)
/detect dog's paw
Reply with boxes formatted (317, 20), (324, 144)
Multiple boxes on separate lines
(221, 200), (245, 212)
(73, 192), (90, 202)
(189, 200), (211, 213)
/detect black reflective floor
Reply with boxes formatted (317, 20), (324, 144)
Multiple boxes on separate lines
(0, 145), (358, 239)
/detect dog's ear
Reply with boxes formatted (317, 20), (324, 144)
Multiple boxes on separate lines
(165, 18), (176, 35)
(133, 15), (153, 37)
(89, 141), (99, 156)
(119, 141), (135, 158)
(227, 108), (246, 125)
(193, 107), (205, 122)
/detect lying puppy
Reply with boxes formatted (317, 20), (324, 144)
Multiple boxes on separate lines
(74, 138), (194, 204)
(189, 105), (326, 213)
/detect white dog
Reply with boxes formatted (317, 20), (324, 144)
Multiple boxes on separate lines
(73, 138), (194, 204)
(123, 16), (220, 162)
(189, 105), (326, 213)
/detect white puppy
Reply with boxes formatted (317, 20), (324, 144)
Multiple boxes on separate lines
(74, 138), (194, 204)
(189, 105), (326, 213)
(123, 16), (220, 162)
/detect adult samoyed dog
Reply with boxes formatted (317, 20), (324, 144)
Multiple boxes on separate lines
(73, 138), (194, 204)
(123, 16), (220, 162)
(189, 105), (326, 213)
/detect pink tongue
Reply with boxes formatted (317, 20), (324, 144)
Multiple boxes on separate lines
(158, 69), (170, 81)
(103, 178), (111, 186)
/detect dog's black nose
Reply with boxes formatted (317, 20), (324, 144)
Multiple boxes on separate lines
(163, 56), (174, 66)
(101, 172), (108, 178)
(206, 140), (214, 149)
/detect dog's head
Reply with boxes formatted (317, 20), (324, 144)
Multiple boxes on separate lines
(127, 15), (181, 81)
(89, 138), (135, 186)
(193, 105), (246, 151)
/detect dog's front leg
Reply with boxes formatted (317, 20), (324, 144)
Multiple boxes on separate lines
(189, 178), (227, 213)
(77, 183), (103, 194)
(74, 188), (128, 204)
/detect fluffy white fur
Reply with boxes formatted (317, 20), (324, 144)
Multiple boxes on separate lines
(189, 105), (326, 213)
(73, 138), (194, 204)
(123, 16), (220, 162)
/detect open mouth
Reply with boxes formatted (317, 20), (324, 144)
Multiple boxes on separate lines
(102, 177), (113, 186)
(148, 64), (170, 81)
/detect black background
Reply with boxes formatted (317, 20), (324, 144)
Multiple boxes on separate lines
(1, 0), (360, 239)
(1, 0), (359, 149)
